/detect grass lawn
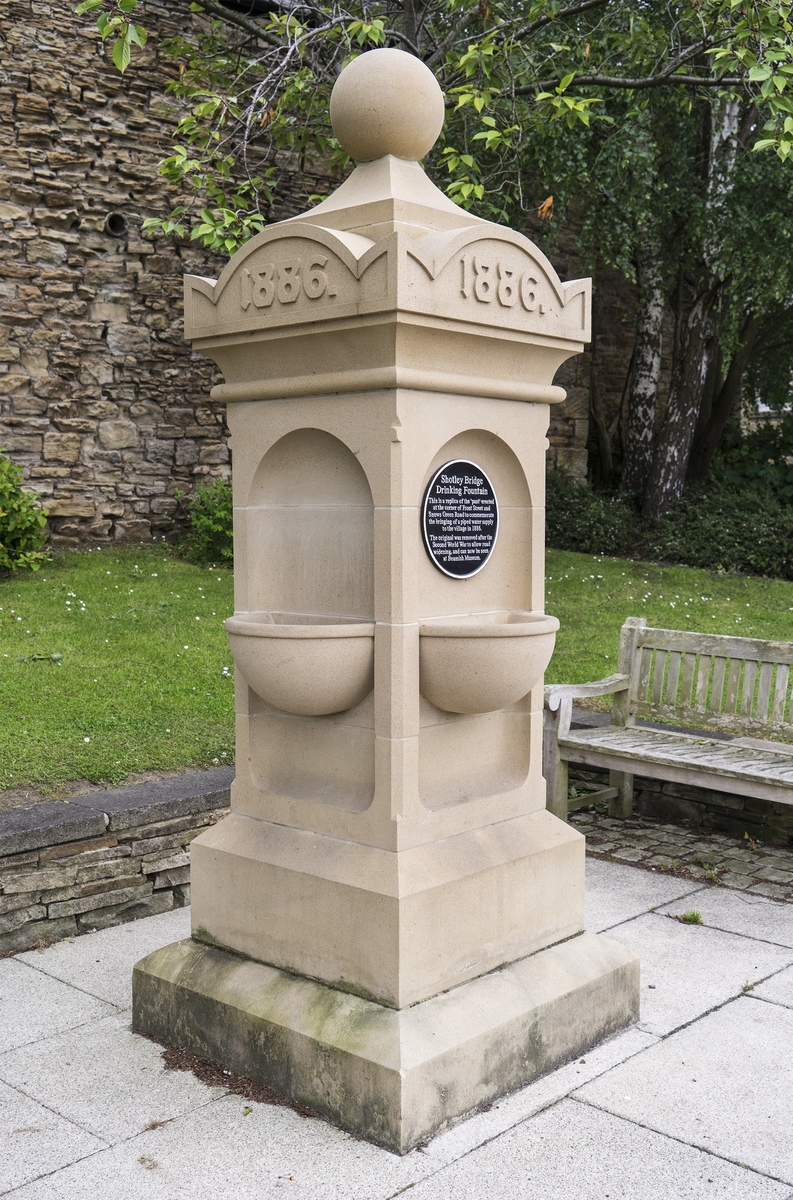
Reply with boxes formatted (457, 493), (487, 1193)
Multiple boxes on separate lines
(0, 546), (234, 792)
(4, 546), (793, 791)
(546, 551), (793, 690)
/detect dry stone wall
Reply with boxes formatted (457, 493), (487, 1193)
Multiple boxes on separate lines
(1, 0), (629, 539)
(0, 768), (233, 953)
(0, 0), (233, 546)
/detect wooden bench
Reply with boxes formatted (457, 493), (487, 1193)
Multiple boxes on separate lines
(544, 616), (793, 821)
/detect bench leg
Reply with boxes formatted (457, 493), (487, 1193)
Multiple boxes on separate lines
(543, 709), (569, 821)
(546, 755), (569, 821)
(608, 770), (634, 818)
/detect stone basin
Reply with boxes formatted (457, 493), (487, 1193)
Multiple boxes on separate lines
(225, 613), (375, 717)
(419, 611), (559, 714)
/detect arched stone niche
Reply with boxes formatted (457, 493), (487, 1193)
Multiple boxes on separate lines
(240, 428), (375, 812)
(243, 427), (374, 619)
(417, 428), (535, 810)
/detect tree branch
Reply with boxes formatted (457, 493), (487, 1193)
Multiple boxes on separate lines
(515, 0), (609, 43)
(521, 72), (744, 94)
(191, 0), (281, 46)
(425, 7), (479, 69)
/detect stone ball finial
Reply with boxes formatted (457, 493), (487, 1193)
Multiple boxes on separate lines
(330, 48), (445, 163)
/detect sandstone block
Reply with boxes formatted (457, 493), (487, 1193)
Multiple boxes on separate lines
(47, 498), (95, 517)
(11, 397), (47, 415)
(40, 836), (125, 863)
(142, 849), (189, 874)
(153, 865), (190, 889)
(114, 518), (152, 542)
(98, 418), (138, 450)
(3, 435), (41, 453)
(199, 443), (229, 465)
(83, 400), (120, 419)
(52, 418), (95, 433)
(0, 903), (46, 933)
(0, 891), (41, 916)
(3, 865), (78, 894)
(106, 324), (151, 356)
(175, 439), (198, 465)
(76, 888), (173, 932)
(48, 881), (152, 918)
(42, 432), (81, 463)
(76, 857), (145, 885)
(88, 302), (128, 322)
(0, 374), (29, 394)
(129, 826), (205, 855)
(0, 851), (39, 870)
(79, 355), (114, 386)
(0, 915), (77, 955)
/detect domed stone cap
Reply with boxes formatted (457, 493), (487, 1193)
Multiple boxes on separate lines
(330, 48), (445, 163)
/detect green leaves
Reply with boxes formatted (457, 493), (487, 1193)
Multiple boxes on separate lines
(346, 19), (385, 47)
(76, 0), (146, 74)
(71, 0), (793, 257)
(0, 454), (49, 574)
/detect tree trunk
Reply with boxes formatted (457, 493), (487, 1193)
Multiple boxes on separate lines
(402, 0), (423, 53)
(642, 283), (720, 519)
(687, 313), (763, 483)
(642, 97), (741, 520)
(588, 286), (614, 487)
(621, 237), (664, 498)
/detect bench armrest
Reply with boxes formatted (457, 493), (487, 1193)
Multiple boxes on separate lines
(544, 673), (630, 713)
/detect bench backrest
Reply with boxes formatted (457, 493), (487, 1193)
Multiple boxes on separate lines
(619, 617), (793, 737)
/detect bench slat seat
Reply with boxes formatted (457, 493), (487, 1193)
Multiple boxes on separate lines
(560, 726), (793, 796)
(543, 616), (793, 820)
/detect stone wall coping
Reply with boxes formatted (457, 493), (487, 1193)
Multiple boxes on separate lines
(0, 767), (235, 856)
(0, 803), (107, 858)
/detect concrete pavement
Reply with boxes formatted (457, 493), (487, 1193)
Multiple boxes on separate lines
(2, 856), (793, 1198)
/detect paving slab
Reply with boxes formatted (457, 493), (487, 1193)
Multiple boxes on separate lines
(0, 1078), (105, 1197)
(5, 859), (793, 1197)
(657, 888), (793, 948)
(576, 996), (793, 1186)
(1, 1092), (435, 1200)
(402, 1098), (790, 1200)
(753, 966), (793, 1010)
(605, 911), (793, 1035)
(421, 1025), (658, 1164)
(17, 905), (191, 1008)
(0, 1013), (225, 1145)
(585, 856), (707, 933)
(0, 958), (114, 1054)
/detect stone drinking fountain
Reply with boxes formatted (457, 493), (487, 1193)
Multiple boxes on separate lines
(133, 47), (639, 1154)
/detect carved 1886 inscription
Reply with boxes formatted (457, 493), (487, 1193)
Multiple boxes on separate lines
(240, 255), (338, 311)
(460, 255), (547, 315)
(422, 459), (498, 578)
